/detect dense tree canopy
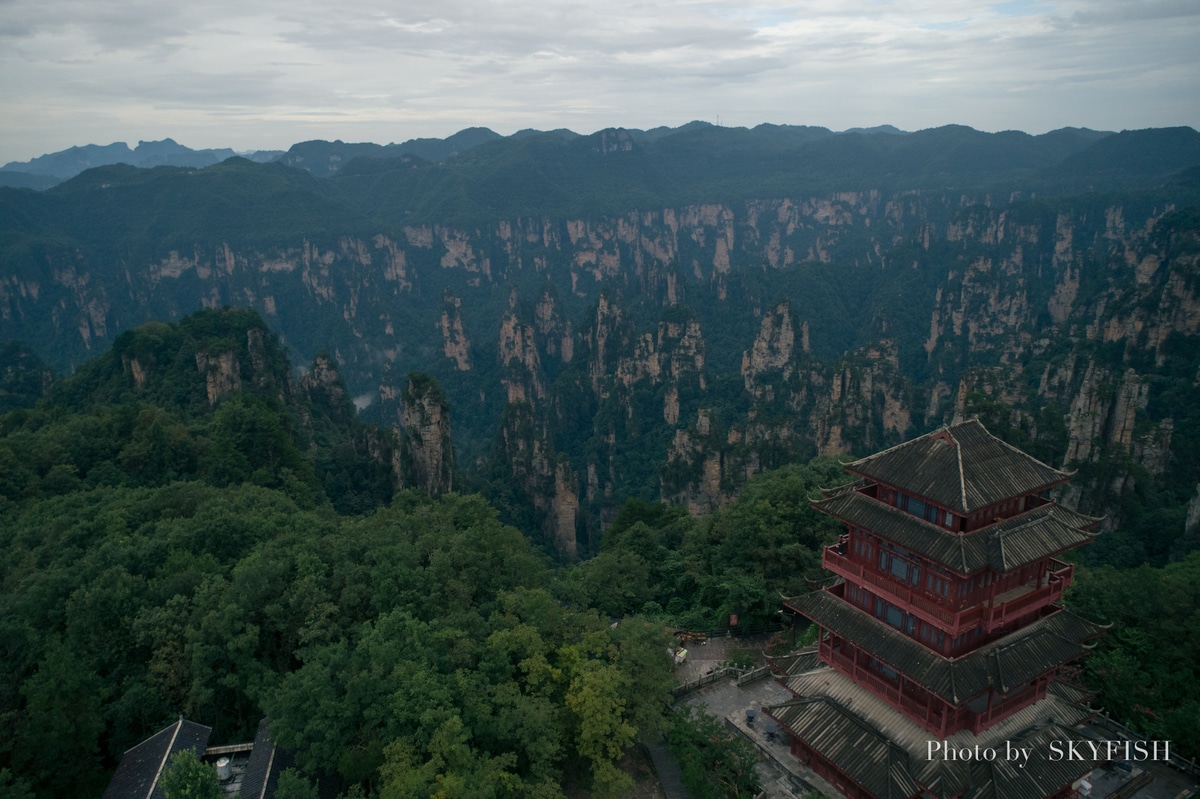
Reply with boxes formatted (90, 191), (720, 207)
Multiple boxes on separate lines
(1065, 553), (1200, 760)
(0, 311), (683, 797)
(578, 457), (851, 630)
(4, 304), (1197, 798)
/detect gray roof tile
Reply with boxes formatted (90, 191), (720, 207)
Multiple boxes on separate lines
(846, 419), (1069, 513)
(102, 719), (212, 799)
(815, 487), (1099, 573)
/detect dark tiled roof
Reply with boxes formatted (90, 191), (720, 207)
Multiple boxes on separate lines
(102, 719), (212, 799)
(784, 589), (1106, 703)
(768, 696), (921, 799)
(240, 718), (293, 799)
(815, 487), (1098, 573)
(921, 722), (1105, 799)
(781, 667), (1094, 752)
(767, 688), (1103, 799)
(846, 419), (1069, 513)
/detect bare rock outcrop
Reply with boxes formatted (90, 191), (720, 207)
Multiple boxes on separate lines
(399, 373), (455, 495)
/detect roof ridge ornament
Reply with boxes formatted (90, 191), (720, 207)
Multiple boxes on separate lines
(951, 426), (969, 513)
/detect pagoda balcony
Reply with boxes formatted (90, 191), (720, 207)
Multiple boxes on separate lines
(965, 559), (1074, 633)
(965, 679), (1047, 733)
(822, 541), (958, 630)
(823, 542), (1075, 637)
(820, 637), (1050, 736)
(820, 639), (951, 736)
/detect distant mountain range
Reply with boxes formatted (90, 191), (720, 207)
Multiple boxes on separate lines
(0, 139), (283, 188)
(0, 127), (526, 187)
(0, 121), (1125, 189)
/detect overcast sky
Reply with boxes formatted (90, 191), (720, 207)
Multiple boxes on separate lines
(1, 0), (1198, 163)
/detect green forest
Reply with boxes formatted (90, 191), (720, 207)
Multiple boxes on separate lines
(2, 307), (1198, 798)
(0, 309), (828, 798)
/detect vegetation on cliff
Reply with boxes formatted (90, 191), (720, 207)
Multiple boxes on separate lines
(3, 125), (1200, 555)
(568, 458), (852, 630)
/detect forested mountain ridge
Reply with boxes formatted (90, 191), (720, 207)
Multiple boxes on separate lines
(0, 308), (691, 799)
(0, 308), (405, 515)
(2, 123), (1199, 557)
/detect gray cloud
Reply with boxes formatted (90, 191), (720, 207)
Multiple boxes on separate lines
(0, 0), (1196, 161)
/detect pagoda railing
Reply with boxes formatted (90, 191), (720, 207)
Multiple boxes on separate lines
(956, 558), (1074, 633)
(821, 641), (947, 736)
(967, 680), (1046, 734)
(823, 544), (1075, 636)
(822, 543), (957, 629)
(822, 637), (1048, 736)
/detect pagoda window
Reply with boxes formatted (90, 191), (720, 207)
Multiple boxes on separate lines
(873, 598), (918, 635)
(880, 550), (920, 584)
(908, 496), (927, 518)
(848, 584), (869, 608)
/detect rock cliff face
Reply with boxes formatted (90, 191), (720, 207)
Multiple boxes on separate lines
(440, 295), (472, 371)
(742, 301), (805, 398)
(498, 307), (546, 404)
(5, 176), (1199, 547)
(399, 374), (455, 496)
(299, 352), (353, 424)
(492, 403), (579, 558)
(0, 341), (54, 412)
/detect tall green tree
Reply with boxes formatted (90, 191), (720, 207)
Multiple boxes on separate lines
(159, 750), (220, 799)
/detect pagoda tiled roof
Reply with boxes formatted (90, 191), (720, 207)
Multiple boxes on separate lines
(815, 485), (1099, 573)
(767, 673), (1102, 799)
(784, 589), (1107, 704)
(101, 718), (212, 799)
(845, 419), (1069, 513)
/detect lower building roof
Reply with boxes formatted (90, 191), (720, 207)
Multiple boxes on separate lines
(239, 718), (293, 799)
(101, 718), (212, 799)
(765, 645), (822, 676)
(767, 665), (1102, 799)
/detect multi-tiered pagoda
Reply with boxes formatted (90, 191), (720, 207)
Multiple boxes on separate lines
(767, 419), (1108, 799)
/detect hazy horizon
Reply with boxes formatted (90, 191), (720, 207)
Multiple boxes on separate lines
(11, 119), (1198, 170)
(2, 0), (1198, 165)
